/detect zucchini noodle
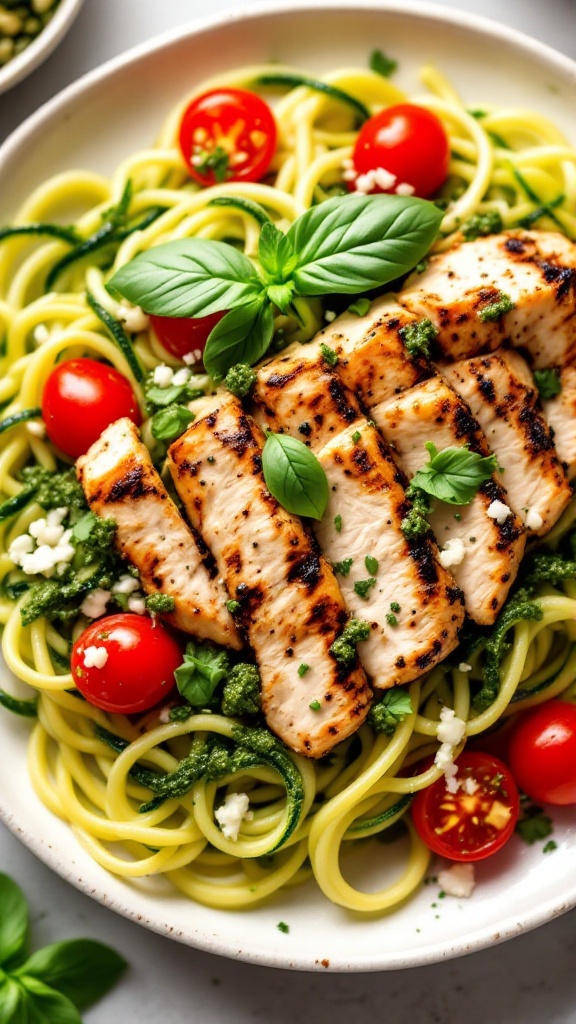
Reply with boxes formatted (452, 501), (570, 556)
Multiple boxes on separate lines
(0, 60), (575, 915)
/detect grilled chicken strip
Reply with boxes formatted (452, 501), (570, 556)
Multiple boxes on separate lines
(442, 351), (572, 535)
(253, 350), (464, 686)
(542, 364), (576, 480)
(400, 231), (576, 368)
(167, 394), (371, 758)
(77, 418), (241, 649)
(375, 377), (526, 625)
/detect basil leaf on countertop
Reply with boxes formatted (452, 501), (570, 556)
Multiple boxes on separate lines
(15, 940), (126, 1012)
(0, 874), (28, 969)
(286, 193), (443, 294)
(203, 298), (274, 380)
(109, 238), (264, 318)
(411, 442), (499, 505)
(262, 433), (328, 520)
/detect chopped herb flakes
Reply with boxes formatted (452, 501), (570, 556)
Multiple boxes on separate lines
(320, 342), (339, 367)
(352, 430), (361, 443)
(334, 514), (343, 533)
(353, 577), (377, 599)
(386, 612), (398, 627)
(298, 663), (310, 677)
(543, 840), (558, 854)
(515, 805), (553, 845)
(333, 557), (354, 576)
(369, 49), (398, 77)
(478, 292), (515, 322)
(277, 921), (290, 933)
(533, 367), (562, 400)
(365, 555), (378, 575)
(390, 601), (401, 613)
(309, 700), (322, 711)
(226, 599), (241, 614)
(369, 690), (413, 735)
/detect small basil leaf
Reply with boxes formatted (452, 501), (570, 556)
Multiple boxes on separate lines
(258, 222), (298, 283)
(0, 874), (28, 969)
(0, 978), (25, 1024)
(175, 639), (230, 707)
(262, 433), (328, 520)
(16, 977), (82, 1024)
(71, 512), (96, 543)
(16, 940), (126, 1012)
(203, 298), (274, 380)
(151, 404), (194, 442)
(109, 239), (263, 318)
(286, 194), (443, 295)
(411, 442), (499, 505)
(145, 383), (190, 408)
(267, 281), (296, 313)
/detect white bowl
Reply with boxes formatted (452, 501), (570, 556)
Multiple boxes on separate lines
(1, 0), (576, 973)
(0, 0), (85, 95)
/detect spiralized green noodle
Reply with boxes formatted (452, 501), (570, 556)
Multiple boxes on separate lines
(0, 61), (575, 913)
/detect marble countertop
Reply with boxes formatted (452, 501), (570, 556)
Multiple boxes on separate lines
(1, 1), (575, 1021)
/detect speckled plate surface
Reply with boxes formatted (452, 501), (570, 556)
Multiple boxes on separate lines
(0, 0), (575, 971)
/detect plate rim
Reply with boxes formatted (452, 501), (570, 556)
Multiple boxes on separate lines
(1, 0), (576, 972)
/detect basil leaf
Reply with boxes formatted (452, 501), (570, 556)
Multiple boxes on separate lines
(0, 978), (25, 1024)
(16, 940), (126, 1011)
(369, 49), (398, 78)
(109, 239), (263, 318)
(533, 367), (562, 400)
(15, 977), (82, 1023)
(286, 194), (443, 294)
(411, 442), (499, 505)
(369, 690), (413, 734)
(262, 433), (328, 520)
(71, 511), (96, 543)
(151, 404), (194, 442)
(258, 222), (298, 283)
(0, 875), (28, 969)
(145, 382), (190, 408)
(203, 298), (274, 380)
(175, 639), (231, 707)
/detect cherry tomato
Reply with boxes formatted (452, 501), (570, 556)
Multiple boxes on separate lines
(411, 752), (520, 861)
(149, 311), (225, 362)
(508, 700), (576, 806)
(178, 87), (277, 186)
(71, 613), (182, 714)
(42, 358), (141, 460)
(352, 103), (450, 198)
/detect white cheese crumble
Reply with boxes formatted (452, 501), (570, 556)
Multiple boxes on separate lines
(214, 792), (254, 841)
(434, 706), (467, 793)
(525, 507), (543, 531)
(83, 645), (108, 669)
(462, 777), (479, 796)
(9, 509), (75, 577)
(128, 595), (146, 615)
(80, 588), (111, 619)
(458, 662), (472, 673)
(117, 302), (150, 333)
(172, 367), (192, 387)
(486, 499), (511, 524)
(112, 574), (141, 595)
(152, 364), (174, 388)
(438, 537), (466, 569)
(158, 707), (172, 724)
(395, 181), (416, 196)
(183, 349), (203, 366)
(437, 863), (476, 899)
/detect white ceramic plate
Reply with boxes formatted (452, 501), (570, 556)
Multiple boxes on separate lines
(0, 0), (85, 96)
(1, 1), (575, 972)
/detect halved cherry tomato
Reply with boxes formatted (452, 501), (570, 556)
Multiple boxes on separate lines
(149, 311), (225, 362)
(508, 700), (576, 806)
(71, 613), (182, 714)
(178, 87), (277, 186)
(411, 752), (520, 861)
(42, 358), (141, 460)
(352, 103), (450, 198)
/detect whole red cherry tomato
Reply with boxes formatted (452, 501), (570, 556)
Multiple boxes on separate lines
(149, 311), (225, 362)
(42, 358), (141, 459)
(178, 87), (277, 186)
(508, 700), (576, 806)
(411, 752), (520, 861)
(71, 613), (182, 714)
(352, 103), (450, 198)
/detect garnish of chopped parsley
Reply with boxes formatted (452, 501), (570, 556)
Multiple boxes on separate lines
(320, 342), (339, 367)
(333, 557), (354, 576)
(353, 577), (377, 599)
(533, 367), (562, 400)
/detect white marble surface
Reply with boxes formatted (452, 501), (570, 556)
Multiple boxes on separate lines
(1, 1), (576, 1020)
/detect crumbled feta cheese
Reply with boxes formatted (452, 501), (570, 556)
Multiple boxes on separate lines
(33, 323), (50, 345)
(172, 367), (192, 387)
(153, 364), (174, 388)
(324, 310), (337, 323)
(438, 537), (466, 568)
(80, 588), (111, 619)
(435, 706), (467, 793)
(486, 499), (511, 524)
(342, 168), (357, 182)
(458, 662), (472, 673)
(342, 157), (354, 170)
(117, 302), (150, 333)
(214, 792), (254, 840)
(462, 777), (479, 796)
(83, 645), (108, 669)
(9, 534), (34, 564)
(395, 181), (416, 196)
(437, 863), (476, 899)
(26, 420), (46, 438)
(112, 574), (141, 595)
(182, 352), (197, 366)
(128, 595), (146, 615)
(372, 167), (397, 191)
(10, 509), (74, 577)
(21, 545), (58, 576)
(158, 707), (172, 724)
(354, 172), (375, 194)
(525, 507), (543, 531)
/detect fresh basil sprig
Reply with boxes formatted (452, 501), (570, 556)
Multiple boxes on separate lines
(0, 873), (126, 1022)
(109, 194), (442, 378)
(411, 442), (499, 505)
(262, 433), (328, 520)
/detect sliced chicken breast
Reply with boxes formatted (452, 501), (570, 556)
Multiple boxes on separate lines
(442, 350), (572, 535)
(374, 377), (526, 625)
(400, 231), (576, 368)
(77, 418), (242, 649)
(253, 351), (464, 686)
(542, 363), (576, 480)
(167, 394), (371, 758)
